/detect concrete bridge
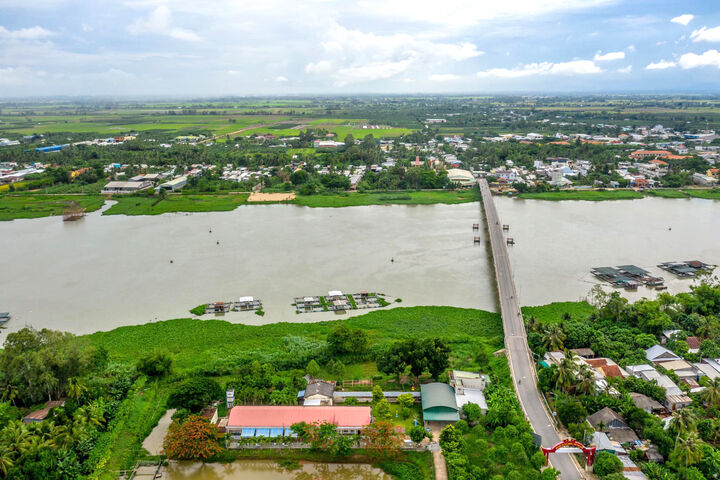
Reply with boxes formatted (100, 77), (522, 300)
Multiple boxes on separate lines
(478, 178), (583, 480)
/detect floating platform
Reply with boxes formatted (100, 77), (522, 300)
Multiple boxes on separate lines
(617, 265), (665, 286)
(591, 267), (639, 289)
(658, 261), (716, 277)
(205, 297), (262, 314)
(294, 291), (386, 314)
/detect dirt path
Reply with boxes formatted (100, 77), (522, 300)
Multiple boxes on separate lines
(141, 409), (175, 455)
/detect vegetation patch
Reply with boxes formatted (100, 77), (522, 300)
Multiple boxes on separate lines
(103, 194), (249, 215)
(517, 190), (644, 201)
(0, 194), (106, 221)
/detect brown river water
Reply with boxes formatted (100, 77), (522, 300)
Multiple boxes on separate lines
(0, 197), (717, 337)
(163, 460), (391, 480)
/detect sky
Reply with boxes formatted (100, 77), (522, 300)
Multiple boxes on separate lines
(1, 0), (720, 97)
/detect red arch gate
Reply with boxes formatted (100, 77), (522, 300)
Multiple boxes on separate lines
(541, 438), (597, 467)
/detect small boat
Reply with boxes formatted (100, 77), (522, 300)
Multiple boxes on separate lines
(0, 312), (10, 325)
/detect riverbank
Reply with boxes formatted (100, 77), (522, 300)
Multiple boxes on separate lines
(517, 187), (720, 201)
(86, 306), (505, 371)
(0, 189), (479, 220)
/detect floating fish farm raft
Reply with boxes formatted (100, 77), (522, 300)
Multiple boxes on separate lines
(658, 260), (716, 277)
(294, 291), (386, 313)
(205, 296), (262, 314)
(592, 264), (666, 290)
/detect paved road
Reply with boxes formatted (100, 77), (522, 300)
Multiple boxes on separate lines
(478, 179), (583, 480)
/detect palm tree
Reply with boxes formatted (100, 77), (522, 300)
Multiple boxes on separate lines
(670, 409), (697, 441)
(0, 445), (14, 477)
(696, 316), (719, 340)
(3, 421), (29, 457)
(0, 384), (17, 406)
(576, 366), (596, 396)
(542, 325), (566, 352)
(701, 378), (720, 407)
(554, 356), (577, 393)
(671, 432), (704, 472)
(66, 378), (87, 404)
(524, 315), (540, 333)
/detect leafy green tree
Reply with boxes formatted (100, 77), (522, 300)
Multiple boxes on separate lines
(136, 350), (173, 377)
(555, 396), (588, 426)
(327, 325), (369, 357)
(461, 402), (483, 424)
(167, 378), (223, 412)
(372, 385), (384, 404)
(396, 393), (414, 409)
(407, 425), (430, 445)
(344, 397), (359, 406)
(593, 451), (623, 477)
(306, 359), (320, 378)
(439, 424), (464, 454)
(374, 399), (392, 420)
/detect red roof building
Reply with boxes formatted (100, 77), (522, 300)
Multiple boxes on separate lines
(227, 406), (372, 435)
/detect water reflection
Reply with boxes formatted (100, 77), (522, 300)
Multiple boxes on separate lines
(164, 460), (391, 480)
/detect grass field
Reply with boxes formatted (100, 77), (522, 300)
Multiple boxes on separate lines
(86, 306), (504, 371)
(517, 190), (644, 201)
(0, 114), (287, 136)
(0, 194), (106, 221)
(521, 301), (595, 325)
(645, 188), (720, 200)
(294, 189), (480, 207)
(102, 194), (250, 215)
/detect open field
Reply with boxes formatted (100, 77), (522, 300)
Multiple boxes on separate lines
(0, 194), (106, 221)
(521, 301), (595, 325)
(0, 113), (292, 136)
(102, 194), (250, 216)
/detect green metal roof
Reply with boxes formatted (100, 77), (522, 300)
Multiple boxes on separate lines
(423, 409), (460, 422)
(421, 383), (458, 412)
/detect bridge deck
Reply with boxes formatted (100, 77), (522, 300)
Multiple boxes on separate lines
(478, 179), (583, 480)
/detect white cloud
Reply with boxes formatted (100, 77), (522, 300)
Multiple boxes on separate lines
(645, 60), (676, 70)
(304, 23), (482, 85)
(304, 61), (333, 74)
(678, 49), (720, 69)
(0, 26), (53, 40)
(594, 51), (625, 61)
(274, 76), (288, 82)
(671, 14), (694, 26)
(127, 6), (201, 41)
(476, 59), (601, 78)
(355, 0), (615, 28)
(690, 26), (720, 43)
(617, 65), (632, 73)
(428, 73), (460, 81)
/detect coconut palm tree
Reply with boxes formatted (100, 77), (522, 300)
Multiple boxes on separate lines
(554, 356), (577, 393)
(66, 378), (87, 404)
(524, 315), (540, 333)
(542, 325), (567, 352)
(701, 378), (720, 407)
(693, 315), (716, 339)
(576, 366), (596, 396)
(670, 409), (698, 441)
(671, 432), (704, 472)
(3, 421), (30, 457)
(0, 445), (14, 477)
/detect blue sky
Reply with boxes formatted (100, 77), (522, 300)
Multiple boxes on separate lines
(1, 0), (720, 97)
